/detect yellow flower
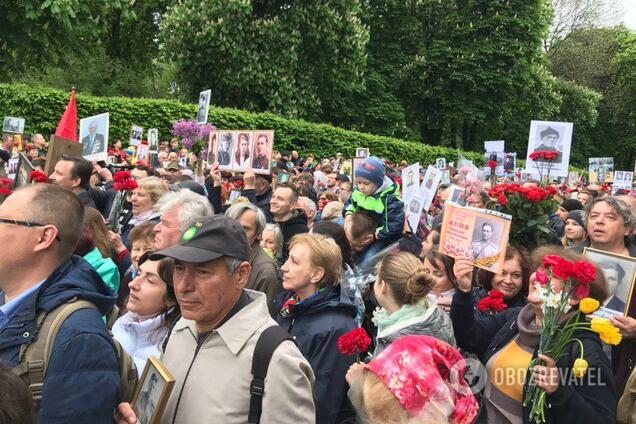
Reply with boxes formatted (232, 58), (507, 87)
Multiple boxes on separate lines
(573, 358), (589, 377)
(579, 298), (600, 314)
(590, 317), (623, 345)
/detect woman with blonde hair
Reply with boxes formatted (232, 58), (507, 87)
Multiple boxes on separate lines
(120, 176), (167, 248)
(273, 233), (358, 424)
(373, 251), (455, 355)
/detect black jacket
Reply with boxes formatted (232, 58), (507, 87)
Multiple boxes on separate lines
(277, 209), (309, 263)
(451, 290), (617, 424)
(242, 187), (273, 222)
(273, 286), (358, 424)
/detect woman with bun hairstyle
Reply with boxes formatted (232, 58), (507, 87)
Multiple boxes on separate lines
(373, 251), (455, 355)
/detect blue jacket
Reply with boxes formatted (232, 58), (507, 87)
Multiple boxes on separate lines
(0, 256), (120, 423)
(273, 286), (358, 424)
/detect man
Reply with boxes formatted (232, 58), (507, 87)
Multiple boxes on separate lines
(32, 133), (48, 156)
(241, 169), (274, 222)
(116, 216), (315, 423)
(576, 197), (636, 256)
(0, 184), (120, 422)
(82, 120), (105, 156)
(471, 222), (499, 259)
(225, 203), (282, 314)
(154, 189), (214, 250)
(534, 126), (562, 163)
(49, 155), (98, 209)
(251, 134), (270, 170)
(297, 196), (317, 230)
(270, 183), (308, 261)
(291, 150), (302, 167)
(344, 211), (377, 268)
(218, 133), (232, 166)
(338, 181), (353, 204)
(334, 174), (349, 192)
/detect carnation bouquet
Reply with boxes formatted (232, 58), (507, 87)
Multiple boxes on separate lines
(109, 171), (138, 231)
(528, 150), (559, 182)
(0, 178), (13, 203)
(29, 170), (49, 183)
(488, 183), (558, 251)
(524, 255), (622, 423)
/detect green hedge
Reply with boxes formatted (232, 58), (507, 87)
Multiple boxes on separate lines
(0, 83), (483, 165)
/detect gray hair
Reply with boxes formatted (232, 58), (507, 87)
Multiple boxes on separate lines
(298, 196), (317, 214)
(225, 203), (267, 237)
(224, 256), (243, 274)
(262, 223), (283, 255)
(156, 189), (214, 231)
(586, 196), (636, 233)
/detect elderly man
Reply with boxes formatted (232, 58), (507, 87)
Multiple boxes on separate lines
(116, 216), (315, 423)
(154, 189), (214, 250)
(82, 121), (105, 155)
(297, 196), (317, 230)
(0, 185), (120, 422)
(226, 203), (282, 314)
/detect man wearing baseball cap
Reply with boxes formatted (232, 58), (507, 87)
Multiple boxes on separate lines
(116, 215), (315, 424)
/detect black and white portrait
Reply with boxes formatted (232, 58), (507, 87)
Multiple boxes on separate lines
(197, 89), (211, 124)
(148, 129), (158, 153)
(134, 368), (165, 424)
(130, 125), (144, 147)
(356, 148), (369, 158)
(584, 248), (636, 319)
(448, 185), (466, 206)
(436, 158), (446, 170)
(218, 131), (234, 167)
(471, 218), (503, 260)
(525, 120), (573, 179)
(79, 113), (109, 161)
(3, 117), (25, 134)
(231, 132), (252, 170)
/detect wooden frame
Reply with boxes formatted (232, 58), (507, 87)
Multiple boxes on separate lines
(583, 247), (636, 319)
(131, 356), (175, 424)
(14, 152), (34, 188)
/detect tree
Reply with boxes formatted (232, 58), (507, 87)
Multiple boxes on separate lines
(160, 0), (369, 123)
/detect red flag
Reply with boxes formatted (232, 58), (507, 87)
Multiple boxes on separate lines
(55, 90), (78, 141)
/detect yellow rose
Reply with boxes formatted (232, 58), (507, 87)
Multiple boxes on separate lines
(590, 317), (623, 345)
(573, 358), (589, 377)
(579, 298), (600, 314)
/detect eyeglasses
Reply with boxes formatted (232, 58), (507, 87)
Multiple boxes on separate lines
(0, 218), (62, 242)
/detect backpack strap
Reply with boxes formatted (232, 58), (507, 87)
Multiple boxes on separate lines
(13, 299), (97, 409)
(247, 325), (293, 424)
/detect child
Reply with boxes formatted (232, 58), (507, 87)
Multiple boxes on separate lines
(345, 156), (405, 260)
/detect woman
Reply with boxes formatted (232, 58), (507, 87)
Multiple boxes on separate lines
(473, 246), (530, 318)
(261, 223), (283, 259)
(562, 210), (587, 247)
(120, 176), (166, 249)
(420, 224), (441, 259)
(272, 234), (357, 424)
(372, 251), (455, 355)
(232, 133), (251, 168)
(451, 246), (616, 423)
(113, 254), (180, 376)
(423, 250), (456, 313)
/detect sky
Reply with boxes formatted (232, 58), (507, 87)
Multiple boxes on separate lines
(616, 0), (636, 29)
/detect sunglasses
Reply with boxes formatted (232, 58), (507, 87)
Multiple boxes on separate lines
(0, 218), (62, 242)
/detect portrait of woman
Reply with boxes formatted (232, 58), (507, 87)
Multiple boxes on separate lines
(232, 132), (252, 170)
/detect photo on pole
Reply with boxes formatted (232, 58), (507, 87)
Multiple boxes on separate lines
(79, 112), (110, 162)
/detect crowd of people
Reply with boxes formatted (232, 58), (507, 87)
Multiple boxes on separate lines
(0, 133), (635, 424)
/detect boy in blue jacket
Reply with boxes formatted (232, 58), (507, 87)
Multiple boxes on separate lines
(344, 156), (404, 267)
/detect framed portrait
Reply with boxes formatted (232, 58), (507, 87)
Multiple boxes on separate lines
(3, 116), (25, 134)
(251, 131), (274, 174)
(197, 89), (212, 124)
(439, 203), (512, 273)
(420, 165), (442, 213)
(148, 129), (159, 153)
(446, 185), (466, 206)
(136, 144), (150, 162)
(131, 356), (175, 424)
(232, 131), (253, 172)
(217, 131), (235, 170)
(435, 158), (446, 170)
(179, 156), (187, 169)
(440, 169), (451, 185)
(203, 131), (218, 166)
(525, 120), (573, 179)
(583, 247), (636, 319)
(14, 152), (34, 188)
(355, 148), (369, 158)
(130, 125), (144, 147)
(79, 113), (110, 162)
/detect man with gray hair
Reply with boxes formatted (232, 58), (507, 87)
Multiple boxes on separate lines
(297, 196), (317, 230)
(154, 189), (214, 250)
(226, 203), (282, 314)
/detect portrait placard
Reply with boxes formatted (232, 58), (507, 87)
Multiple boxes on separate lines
(130, 125), (144, 147)
(583, 248), (636, 319)
(612, 171), (634, 193)
(525, 120), (573, 178)
(420, 165), (442, 214)
(231, 131), (253, 172)
(217, 131), (235, 170)
(3, 117), (25, 134)
(251, 131), (274, 174)
(589, 157), (614, 183)
(14, 152), (34, 188)
(131, 356), (175, 424)
(148, 129), (159, 153)
(355, 148), (369, 158)
(79, 113), (110, 162)
(402, 163), (421, 232)
(446, 185), (466, 206)
(439, 203), (512, 274)
(136, 144), (150, 162)
(435, 158), (446, 170)
(484, 140), (505, 153)
(440, 169), (451, 185)
(197, 89), (212, 124)
(503, 153), (516, 176)
(484, 152), (504, 177)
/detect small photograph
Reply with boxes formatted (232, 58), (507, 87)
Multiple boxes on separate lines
(148, 129), (159, 153)
(132, 357), (175, 424)
(137, 144), (150, 162)
(503, 153), (517, 174)
(3, 117), (25, 134)
(355, 148), (369, 158)
(436, 158), (446, 170)
(231, 131), (252, 170)
(206, 132), (218, 164)
(197, 89), (212, 124)
(423, 174), (435, 190)
(447, 185), (466, 206)
(14, 153), (34, 188)
(471, 218), (503, 260)
(79, 113), (110, 161)
(408, 197), (422, 214)
(405, 169), (417, 188)
(130, 125), (144, 147)
(251, 131), (274, 173)
(217, 131), (235, 167)
(584, 248), (636, 319)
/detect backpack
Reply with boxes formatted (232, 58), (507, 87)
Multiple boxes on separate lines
(12, 298), (138, 410)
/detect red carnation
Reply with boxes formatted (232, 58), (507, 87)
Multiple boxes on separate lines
(30, 170), (49, 183)
(529, 152), (541, 161)
(477, 291), (508, 314)
(0, 187), (12, 196)
(573, 281), (591, 299)
(551, 257), (575, 281)
(497, 193), (508, 206)
(573, 261), (597, 284)
(338, 328), (372, 355)
(546, 185), (557, 195)
(488, 160), (498, 169)
(113, 171), (138, 192)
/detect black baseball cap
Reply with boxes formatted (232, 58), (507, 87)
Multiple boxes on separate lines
(150, 216), (251, 263)
(335, 174), (350, 182)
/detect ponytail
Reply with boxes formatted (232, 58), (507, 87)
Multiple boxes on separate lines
(377, 251), (434, 306)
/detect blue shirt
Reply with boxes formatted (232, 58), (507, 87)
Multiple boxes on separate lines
(0, 281), (45, 330)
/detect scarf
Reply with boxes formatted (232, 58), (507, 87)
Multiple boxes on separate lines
(128, 209), (160, 227)
(279, 288), (326, 318)
(372, 297), (434, 336)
